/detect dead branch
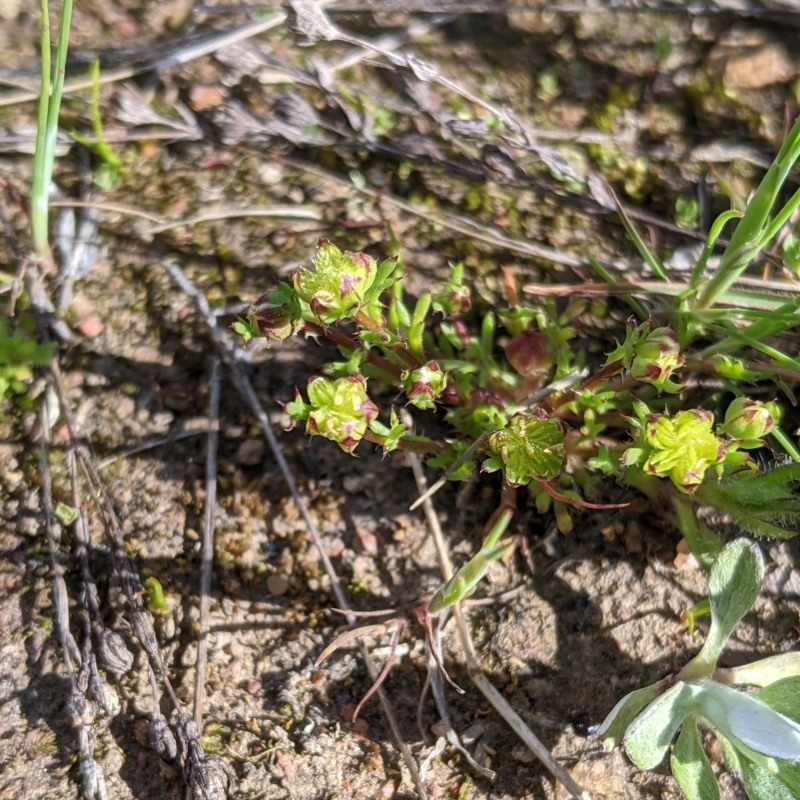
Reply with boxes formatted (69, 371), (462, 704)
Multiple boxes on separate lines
(194, 358), (221, 729)
(161, 257), (430, 800)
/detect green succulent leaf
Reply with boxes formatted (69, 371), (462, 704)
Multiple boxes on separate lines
(483, 412), (566, 486)
(694, 680), (800, 761)
(598, 681), (665, 749)
(717, 653), (800, 688)
(231, 319), (256, 341)
(623, 681), (701, 770)
(425, 440), (476, 481)
(671, 718), (720, 800)
(685, 540), (763, 678)
(54, 502), (78, 526)
(741, 757), (798, 800)
(368, 409), (408, 453)
(756, 677), (800, 724)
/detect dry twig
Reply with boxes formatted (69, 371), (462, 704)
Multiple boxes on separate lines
(194, 358), (221, 729)
(406, 450), (594, 800)
(161, 257), (430, 799)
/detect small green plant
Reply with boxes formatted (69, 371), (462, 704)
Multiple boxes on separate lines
(599, 539), (800, 800)
(237, 116), (800, 745)
(0, 318), (54, 405)
(31, 0), (75, 260)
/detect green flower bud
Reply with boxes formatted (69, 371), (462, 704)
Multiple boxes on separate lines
(247, 286), (299, 342)
(292, 241), (377, 325)
(402, 361), (447, 410)
(721, 397), (775, 441)
(483, 411), (566, 486)
(643, 409), (725, 493)
(432, 263), (471, 317)
(630, 326), (684, 391)
(504, 329), (551, 377)
(304, 375), (379, 454)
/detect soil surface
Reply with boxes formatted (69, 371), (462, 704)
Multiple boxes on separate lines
(2, 3), (800, 800)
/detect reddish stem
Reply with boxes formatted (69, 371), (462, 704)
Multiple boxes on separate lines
(362, 429), (446, 454)
(303, 321), (404, 380)
(543, 361), (630, 413)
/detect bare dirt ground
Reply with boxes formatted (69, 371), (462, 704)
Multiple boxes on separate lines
(2, 3), (800, 800)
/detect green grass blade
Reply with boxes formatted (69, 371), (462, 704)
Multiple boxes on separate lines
(30, 0), (74, 257)
(30, 0), (52, 255)
(696, 114), (800, 309)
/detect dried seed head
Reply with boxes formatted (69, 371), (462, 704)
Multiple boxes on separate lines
(88, 658), (121, 717)
(285, 1), (338, 46)
(96, 629), (134, 677)
(150, 713), (178, 761)
(187, 755), (234, 800)
(176, 714), (233, 799)
(79, 754), (108, 800)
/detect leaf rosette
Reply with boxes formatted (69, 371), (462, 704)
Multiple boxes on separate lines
(483, 412), (566, 486)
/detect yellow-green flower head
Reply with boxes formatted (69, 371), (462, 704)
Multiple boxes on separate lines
(643, 409), (725, 493)
(305, 375), (379, 454)
(292, 241), (377, 325)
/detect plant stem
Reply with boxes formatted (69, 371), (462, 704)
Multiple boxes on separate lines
(31, 0), (74, 260)
(362, 429), (445, 454)
(303, 321), (405, 380)
(695, 114), (800, 309)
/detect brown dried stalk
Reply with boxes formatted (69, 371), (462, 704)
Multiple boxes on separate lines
(406, 450), (594, 800)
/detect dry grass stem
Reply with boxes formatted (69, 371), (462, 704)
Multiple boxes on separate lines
(161, 257), (429, 800)
(193, 357), (221, 729)
(406, 450), (594, 800)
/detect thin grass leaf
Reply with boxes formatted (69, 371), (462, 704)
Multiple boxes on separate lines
(686, 209), (742, 293)
(31, 0), (74, 256)
(696, 114), (800, 309)
(587, 255), (649, 319)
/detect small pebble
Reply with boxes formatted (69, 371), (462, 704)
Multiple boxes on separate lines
(267, 574), (290, 596)
(188, 84), (226, 112)
(76, 316), (104, 338)
(236, 439), (265, 466)
(354, 529), (379, 556)
(323, 537), (345, 558)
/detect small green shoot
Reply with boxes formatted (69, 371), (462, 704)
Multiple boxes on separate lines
(31, 0), (75, 259)
(599, 539), (800, 800)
